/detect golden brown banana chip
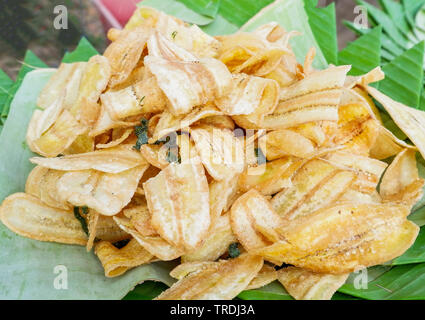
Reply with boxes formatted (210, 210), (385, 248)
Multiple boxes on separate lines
(370, 125), (416, 160)
(323, 151), (387, 193)
(230, 189), (281, 251)
(246, 264), (278, 290)
(277, 267), (348, 300)
(344, 66), (385, 89)
(30, 145), (148, 174)
(380, 149), (424, 207)
(143, 158), (210, 251)
(367, 86), (425, 160)
(271, 159), (337, 217)
(113, 215), (184, 260)
(254, 203), (418, 273)
(170, 261), (218, 280)
(57, 166), (147, 216)
(123, 199), (157, 237)
(156, 254), (263, 300)
(37, 62), (86, 110)
(95, 239), (154, 277)
(95, 215), (130, 242)
(238, 157), (299, 196)
(182, 213), (236, 263)
(104, 26), (150, 88)
(86, 210), (99, 251)
(190, 125), (245, 181)
(139, 144), (169, 170)
(0, 193), (87, 245)
(96, 128), (133, 149)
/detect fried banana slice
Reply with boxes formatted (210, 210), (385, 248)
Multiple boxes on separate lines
(191, 125), (245, 181)
(113, 215), (184, 260)
(254, 203), (419, 274)
(146, 33), (232, 115)
(95, 239), (154, 277)
(230, 189), (282, 251)
(277, 267), (348, 300)
(0, 193), (87, 245)
(156, 254), (263, 300)
(143, 158), (210, 251)
(209, 177), (240, 224)
(30, 145), (148, 174)
(246, 264), (278, 290)
(57, 166), (147, 216)
(182, 213), (237, 263)
(380, 149), (424, 207)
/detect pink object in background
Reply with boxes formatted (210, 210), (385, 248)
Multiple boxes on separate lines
(92, 0), (140, 32)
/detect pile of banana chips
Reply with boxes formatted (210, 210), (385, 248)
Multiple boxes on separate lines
(2, 7), (425, 300)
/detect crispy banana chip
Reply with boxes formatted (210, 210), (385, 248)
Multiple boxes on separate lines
(95, 215), (131, 242)
(196, 115), (235, 131)
(0, 193), (87, 245)
(345, 66), (385, 89)
(277, 267), (348, 300)
(27, 108), (86, 157)
(255, 203), (418, 273)
(146, 33), (232, 115)
(209, 177), (240, 224)
(156, 254), (263, 300)
(370, 125), (416, 160)
(86, 209), (99, 251)
(246, 264), (278, 290)
(95, 239), (154, 277)
(104, 26), (150, 88)
(261, 66), (349, 130)
(216, 74), (279, 118)
(139, 144), (169, 170)
(25, 166), (70, 210)
(123, 198), (157, 237)
(191, 125), (245, 180)
(260, 129), (315, 160)
(69, 55), (111, 126)
(149, 105), (222, 143)
(57, 166), (147, 216)
(143, 158), (210, 251)
(230, 189), (281, 251)
(238, 157), (299, 196)
(30, 145), (148, 174)
(124, 6), (220, 58)
(324, 151), (387, 193)
(367, 86), (425, 160)
(37, 62), (86, 110)
(113, 215), (184, 260)
(170, 261), (218, 279)
(272, 159), (340, 217)
(96, 128), (133, 149)
(182, 213), (237, 263)
(380, 149), (424, 207)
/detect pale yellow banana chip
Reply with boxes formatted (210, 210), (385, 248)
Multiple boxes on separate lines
(230, 189), (281, 251)
(104, 26), (150, 88)
(156, 254), (263, 300)
(96, 128), (133, 149)
(37, 62), (86, 110)
(277, 267), (348, 300)
(30, 145), (148, 174)
(0, 193), (87, 245)
(246, 264), (278, 290)
(143, 158), (210, 250)
(86, 209), (99, 251)
(191, 125), (245, 180)
(113, 215), (184, 260)
(57, 166), (147, 216)
(182, 213), (236, 263)
(139, 144), (169, 169)
(380, 149), (424, 207)
(209, 177), (240, 224)
(95, 239), (154, 277)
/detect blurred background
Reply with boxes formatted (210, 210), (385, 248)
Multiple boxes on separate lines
(0, 0), (377, 79)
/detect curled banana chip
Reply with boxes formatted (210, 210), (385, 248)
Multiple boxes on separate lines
(156, 254), (263, 300)
(230, 189), (281, 252)
(95, 239), (154, 277)
(277, 267), (349, 300)
(380, 149), (424, 207)
(0, 193), (87, 245)
(246, 264), (278, 290)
